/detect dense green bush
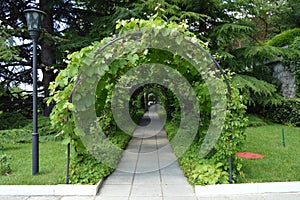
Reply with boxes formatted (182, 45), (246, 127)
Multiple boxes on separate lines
(262, 98), (300, 126)
(69, 130), (131, 184)
(0, 115), (59, 144)
(164, 74), (247, 185)
(0, 111), (30, 130)
(177, 142), (229, 186)
(246, 114), (270, 127)
(266, 28), (300, 47)
(69, 154), (113, 184)
(0, 154), (11, 176)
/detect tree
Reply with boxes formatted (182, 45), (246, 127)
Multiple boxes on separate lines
(207, 0), (300, 107)
(1, 0), (298, 115)
(0, 0), (135, 115)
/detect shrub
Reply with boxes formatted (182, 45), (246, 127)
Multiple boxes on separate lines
(246, 114), (270, 127)
(0, 115), (59, 144)
(178, 143), (229, 186)
(69, 154), (113, 184)
(0, 111), (30, 130)
(69, 130), (130, 184)
(266, 28), (300, 47)
(262, 98), (300, 126)
(23, 115), (58, 136)
(0, 154), (12, 176)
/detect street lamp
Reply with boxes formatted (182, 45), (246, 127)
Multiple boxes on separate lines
(24, 8), (46, 175)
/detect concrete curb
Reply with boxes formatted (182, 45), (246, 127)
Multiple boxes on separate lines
(195, 181), (300, 197)
(0, 179), (103, 196)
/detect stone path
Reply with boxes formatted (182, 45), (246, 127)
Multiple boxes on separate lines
(97, 109), (198, 200)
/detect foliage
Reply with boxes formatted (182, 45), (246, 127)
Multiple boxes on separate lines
(211, 77), (248, 182)
(130, 0), (209, 23)
(246, 114), (270, 127)
(262, 98), (300, 127)
(0, 115), (59, 144)
(0, 0), (297, 120)
(0, 111), (30, 130)
(164, 72), (247, 184)
(0, 25), (19, 62)
(231, 74), (282, 106)
(69, 131), (131, 184)
(0, 154), (11, 176)
(269, 0), (300, 31)
(69, 154), (113, 184)
(49, 17), (247, 185)
(178, 143), (228, 186)
(266, 28), (300, 47)
(210, 23), (255, 51)
(209, 3), (300, 103)
(0, 86), (33, 117)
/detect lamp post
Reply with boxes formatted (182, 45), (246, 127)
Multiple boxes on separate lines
(24, 8), (46, 175)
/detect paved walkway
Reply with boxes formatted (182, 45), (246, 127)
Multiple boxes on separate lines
(97, 109), (197, 200)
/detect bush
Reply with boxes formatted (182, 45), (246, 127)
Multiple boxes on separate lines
(69, 130), (131, 184)
(23, 115), (58, 136)
(0, 111), (30, 130)
(69, 154), (113, 184)
(178, 143), (229, 186)
(246, 114), (271, 127)
(0, 154), (12, 176)
(262, 98), (300, 126)
(266, 28), (300, 47)
(0, 115), (59, 144)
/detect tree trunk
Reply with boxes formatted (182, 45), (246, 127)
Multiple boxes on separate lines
(40, 0), (56, 116)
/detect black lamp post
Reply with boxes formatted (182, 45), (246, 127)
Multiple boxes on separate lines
(24, 8), (46, 175)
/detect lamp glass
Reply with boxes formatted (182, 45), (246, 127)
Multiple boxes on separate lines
(24, 9), (46, 32)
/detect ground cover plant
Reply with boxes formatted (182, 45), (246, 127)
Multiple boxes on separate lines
(239, 115), (300, 183)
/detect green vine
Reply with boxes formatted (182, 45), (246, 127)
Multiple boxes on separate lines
(48, 17), (247, 184)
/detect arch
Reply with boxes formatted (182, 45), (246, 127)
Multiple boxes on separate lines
(70, 25), (231, 173)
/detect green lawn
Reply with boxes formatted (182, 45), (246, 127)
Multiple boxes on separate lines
(0, 141), (66, 185)
(240, 124), (300, 183)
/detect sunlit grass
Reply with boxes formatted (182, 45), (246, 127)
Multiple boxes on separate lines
(239, 123), (300, 183)
(0, 141), (66, 185)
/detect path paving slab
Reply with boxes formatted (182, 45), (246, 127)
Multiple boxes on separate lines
(98, 110), (197, 199)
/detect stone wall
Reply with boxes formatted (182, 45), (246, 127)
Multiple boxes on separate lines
(272, 61), (296, 98)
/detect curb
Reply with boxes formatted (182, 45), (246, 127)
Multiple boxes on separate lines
(195, 181), (300, 197)
(0, 179), (103, 196)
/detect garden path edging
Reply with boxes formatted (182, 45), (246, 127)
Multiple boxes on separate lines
(0, 179), (103, 196)
(195, 181), (300, 197)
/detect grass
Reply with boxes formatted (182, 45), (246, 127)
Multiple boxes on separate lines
(0, 141), (66, 185)
(239, 122), (300, 183)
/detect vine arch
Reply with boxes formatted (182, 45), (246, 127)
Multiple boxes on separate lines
(49, 18), (247, 184)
